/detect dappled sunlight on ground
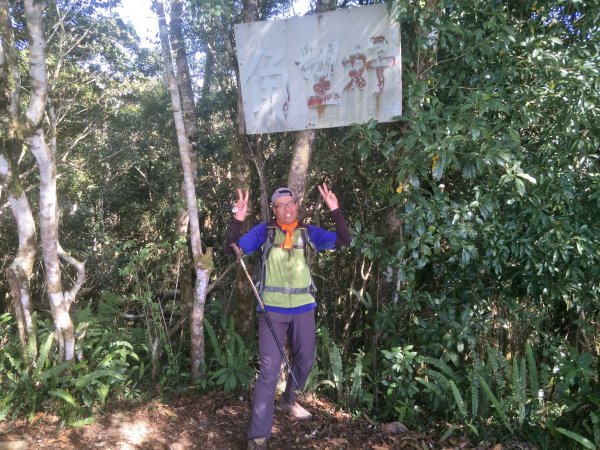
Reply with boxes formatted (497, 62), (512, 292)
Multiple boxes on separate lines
(0, 391), (536, 449)
(113, 415), (152, 447)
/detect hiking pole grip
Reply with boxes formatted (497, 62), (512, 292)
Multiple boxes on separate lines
(230, 242), (243, 260)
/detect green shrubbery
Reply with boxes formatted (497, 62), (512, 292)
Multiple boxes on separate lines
(0, 311), (145, 425)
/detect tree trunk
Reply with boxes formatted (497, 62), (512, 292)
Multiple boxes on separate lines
(170, 0), (199, 155)
(170, 0), (197, 347)
(253, 136), (269, 221)
(156, 0), (212, 380)
(23, 0), (85, 363)
(287, 129), (317, 207)
(1, 157), (38, 365)
(1, 0), (38, 366)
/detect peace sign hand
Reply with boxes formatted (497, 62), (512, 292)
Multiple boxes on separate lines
(232, 189), (249, 221)
(318, 182), (339, 211)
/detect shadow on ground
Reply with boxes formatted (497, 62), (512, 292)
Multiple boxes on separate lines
(0, 391), (534, 449)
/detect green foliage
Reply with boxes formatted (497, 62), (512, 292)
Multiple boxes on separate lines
(555, 428), (596, 450)
(117, 238), (191, 382)
(0, 313), (144, 421)
(380, 345), (420, 424)
(312, 328), (374, 415)
(205, 316), (255, 392)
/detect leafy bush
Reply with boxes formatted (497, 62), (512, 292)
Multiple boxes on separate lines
(312, 327), (375, 416)
(205, 316), (256, 392)
(0, 311), (145, 423)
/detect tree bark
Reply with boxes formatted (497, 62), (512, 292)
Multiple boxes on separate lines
(169, 0), (197, 350)
(1, 0), (38, 365)
(287, 129), (317, 207)
(253, 135), (269, 221)
(23, 0), (85, 363)
(156, 0), (212, 380)
(1, 154), (38, 365)
(170, 0), (198, 155)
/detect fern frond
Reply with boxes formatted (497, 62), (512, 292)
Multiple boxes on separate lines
(449, 380), (468, 421)
(526, 341), (539, 397)
(422, 356), (459, 383)
(329, 343), (343, 400)
(518, 357), (526, 426)
(415, 376), (445, 399)
(350, 350), (365, 398)
(425, 368), (450, 390)
(204, 319), (224, 366)
(33, 332), (55, 379)
(480, 375), (513, 433)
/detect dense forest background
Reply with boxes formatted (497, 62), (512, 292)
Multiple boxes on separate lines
(1, 0), (598, 448)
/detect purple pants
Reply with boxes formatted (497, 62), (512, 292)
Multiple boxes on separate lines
(247, 309), (316, 440)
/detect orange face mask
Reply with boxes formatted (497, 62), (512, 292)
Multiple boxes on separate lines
(277, 220), (298, 249)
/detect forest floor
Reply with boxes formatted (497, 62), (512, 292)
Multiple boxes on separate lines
(0, 390), (536, 450)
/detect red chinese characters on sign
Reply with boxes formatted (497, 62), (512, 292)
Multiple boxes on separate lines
(366, 35), (396, 94)
(342, 35), (396, 96)
(308, 77), (340, 108)
(295, 42), (341, 110)
(342, 52), (367, 92)
(298, 35), (396, 109)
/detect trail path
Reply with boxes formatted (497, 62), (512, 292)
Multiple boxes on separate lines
(0, 391), (528, 449)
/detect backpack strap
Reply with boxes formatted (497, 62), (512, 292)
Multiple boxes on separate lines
(256, 223), (277, 294)
(299, 225), (318, 295)
(256, 222), (318, 296)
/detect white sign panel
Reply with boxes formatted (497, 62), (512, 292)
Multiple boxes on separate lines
(234, 3), (401, 134)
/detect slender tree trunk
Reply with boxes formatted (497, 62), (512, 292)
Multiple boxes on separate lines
(1, 0), (38, 365)
(23, 0), (85, 362)
(156, 0), (212, 380)
(1, 155), (38, 365)
(253, 136), (269, 221)
(170, 0), (197, 343)
(287, 129), (317, 207)
(170, 0), (198, 154)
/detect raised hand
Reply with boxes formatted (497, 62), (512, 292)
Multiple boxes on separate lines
(233, 189), (249, 221)
(318, 182), (339, 211)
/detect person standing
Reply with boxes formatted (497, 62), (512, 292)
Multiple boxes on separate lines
(225, 183), (351, 450)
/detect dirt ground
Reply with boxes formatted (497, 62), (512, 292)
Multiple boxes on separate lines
(0, 391), (532, 450)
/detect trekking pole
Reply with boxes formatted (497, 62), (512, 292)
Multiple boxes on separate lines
(230, 243), (304, 396)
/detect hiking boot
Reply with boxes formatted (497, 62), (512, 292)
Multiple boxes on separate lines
(248, 437), (268, 449)
(276, 399), (313, 420)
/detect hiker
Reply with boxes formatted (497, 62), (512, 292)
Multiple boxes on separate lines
(225, 183), (351, 450)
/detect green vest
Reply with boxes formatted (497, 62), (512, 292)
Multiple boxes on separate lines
(261, 226), (316, 309)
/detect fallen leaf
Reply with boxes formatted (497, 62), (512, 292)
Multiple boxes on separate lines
(215, 406), (237, 416)
(372, 445), (391, 450)
(29, 412), (45, 426)
(327, 437), (350, 446)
